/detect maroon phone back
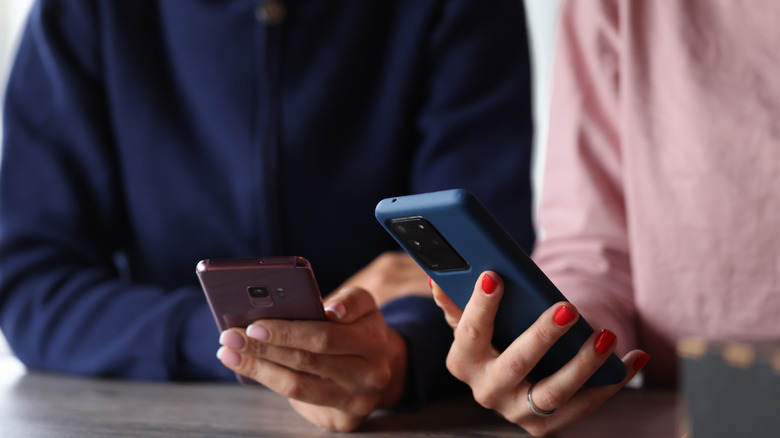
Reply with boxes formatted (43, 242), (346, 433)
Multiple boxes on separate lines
(197, 256), (326, 332)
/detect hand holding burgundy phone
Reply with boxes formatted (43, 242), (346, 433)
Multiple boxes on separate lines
(197, 256), (408, 432)
(196, 256), (327, 385)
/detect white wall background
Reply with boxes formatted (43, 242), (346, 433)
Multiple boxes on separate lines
(0, 0), (34, 76)
(0, 0), (35, 356)
(0, 1), (563, 356)
(524, 0), (562, 211)
(1, 0), (35, 143)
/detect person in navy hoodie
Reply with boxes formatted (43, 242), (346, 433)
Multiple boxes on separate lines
(0, 0), (535, 431)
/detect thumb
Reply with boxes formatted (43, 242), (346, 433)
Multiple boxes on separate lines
(322, 286), (378, 323)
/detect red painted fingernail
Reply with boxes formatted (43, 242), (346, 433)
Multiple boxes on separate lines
(594, 329), (617, 355)
(553, 305), (576, 326)
(428, 277), (433, 289)
(481, 273), (497, 295)
(633, 353), (651, 371)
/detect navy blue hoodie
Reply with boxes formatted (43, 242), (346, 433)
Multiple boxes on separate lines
(0, 0), (534, 409)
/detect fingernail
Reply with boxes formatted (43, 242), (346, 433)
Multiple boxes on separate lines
(633, 353), (651, 371)
(428, 277), (433, 289)
(217, 346), (242, 367)
(481, 273), (497, 295)
(246, 324), (270, 341)
(219, 330), (245, 350)
(324, 302), (346, 320)
(553, 305), (576, 326)
(594, 329), (617, 355)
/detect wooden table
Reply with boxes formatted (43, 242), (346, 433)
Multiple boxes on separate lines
(0, 355), (679, 437)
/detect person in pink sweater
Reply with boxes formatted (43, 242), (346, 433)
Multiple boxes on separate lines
(432, 0), (780, 435)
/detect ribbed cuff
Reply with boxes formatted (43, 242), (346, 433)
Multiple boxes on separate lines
(380, 295), (464, 411)
(177, 298), (234, 381)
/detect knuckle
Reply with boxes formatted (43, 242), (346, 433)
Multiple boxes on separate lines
(573, 354), (598, 376)
(473, 393), (492, 410)
(348, 395), (380, 417)
(291, 349), (318, 370)
(249, 340), (269, 357)
(539, 390), (565, 413)
(235, 358), (255, 377)
(227, 350), (256, 376)
(503, 410), (525, 426)
(334, 287), (375, 315)
(371, 324), (390, 345)
(455, 319), (484, 343)
(278, 378), (306, 400)
(581, 395), (605, 416)
(569, 344), (606, 380)
(348, 284), (374, 300)
(529, 382), (565, 413)
(364, 365), (392, 389)
(328, 417), (363, 433)
(471, 387), (499, 410)
(356, 320), (388, 349)
(445, 352), (470, 382)
(309, 330), (337, 352)
(271, 326), (291, 346)
(498, 352), (534, 380)
(533, 323), (560, 346)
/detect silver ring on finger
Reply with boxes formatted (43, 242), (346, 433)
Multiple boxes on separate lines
(527, 381), (557, 417)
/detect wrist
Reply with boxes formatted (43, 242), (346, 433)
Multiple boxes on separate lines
(379, 327), (408, 409)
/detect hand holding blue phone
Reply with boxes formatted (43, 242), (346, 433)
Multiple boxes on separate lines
(375, 188), (628, 385)
(376, 189), (650, 434)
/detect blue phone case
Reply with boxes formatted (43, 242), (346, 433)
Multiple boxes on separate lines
(375, 189), (626, 386)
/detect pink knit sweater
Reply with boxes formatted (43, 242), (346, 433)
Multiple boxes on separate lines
(533, 0), (780, 385)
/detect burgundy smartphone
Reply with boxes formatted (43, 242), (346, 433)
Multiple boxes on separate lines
(196, 256), (326, 384)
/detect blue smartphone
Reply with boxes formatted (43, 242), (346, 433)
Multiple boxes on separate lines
(375, 189), (626, 385)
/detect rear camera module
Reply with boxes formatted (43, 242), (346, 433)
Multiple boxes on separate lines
(248, 286), (270, 298)
(389, 217), (468, 272)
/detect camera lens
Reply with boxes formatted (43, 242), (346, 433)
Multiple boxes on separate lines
(248, 286), (270, 298)
(389, 217), (468, 272)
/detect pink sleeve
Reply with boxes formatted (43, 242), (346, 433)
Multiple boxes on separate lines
(533, 0), (637, 354)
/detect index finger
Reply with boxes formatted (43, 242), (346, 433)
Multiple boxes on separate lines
(247, 316), (383, 355)
(449, 272), (504, 364)
(430, 278), (463, 329)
